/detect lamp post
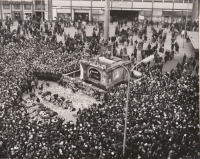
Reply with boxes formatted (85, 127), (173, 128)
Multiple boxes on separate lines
(120, 64), (130, 157)
(182, 0), (189, 48)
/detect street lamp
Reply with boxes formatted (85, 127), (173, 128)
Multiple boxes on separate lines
(120, 64), (130, 157)
(182, 0), (189, 48)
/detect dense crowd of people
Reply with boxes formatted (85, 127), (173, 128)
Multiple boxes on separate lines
(0, 15), (199, 159)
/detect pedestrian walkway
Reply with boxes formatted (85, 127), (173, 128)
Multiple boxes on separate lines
(11, 21), (197, 73)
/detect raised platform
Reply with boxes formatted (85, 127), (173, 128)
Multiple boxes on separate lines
(80, 54), (132, 90)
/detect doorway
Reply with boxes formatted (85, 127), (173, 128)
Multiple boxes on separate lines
(14, 12), (21, 20)
(110, 10), (139, 21)
(164, 16), (169, 23)
(74, 13), (89, 22)
(35, 12), (44, 21)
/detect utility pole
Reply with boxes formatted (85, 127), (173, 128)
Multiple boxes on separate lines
(121, 65), (130, 157)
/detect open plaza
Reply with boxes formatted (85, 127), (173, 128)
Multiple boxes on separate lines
(0, 0), (199, 158)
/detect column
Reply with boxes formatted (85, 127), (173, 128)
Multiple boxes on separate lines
(191, 0), (198, 22)
(90, 0), (92, 22)
(48, 0), (52, 20)
(72, 9), (74, 21)
(10, 2), (12, 20)
(32, 0), (34, 17)
(104, 0), (110, 43)
(172, 0), (174, 23)
(151, 0), (154, 21)
(89, 9), (92, 21)
(0, 2), (3, 20)
(131, 0), (133, 9)
(70, 0), (72, 21)
(21, 0), (24, 20)
(182, 9), (183, 20)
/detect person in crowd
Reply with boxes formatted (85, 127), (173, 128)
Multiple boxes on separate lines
(0, 15), (199, 159)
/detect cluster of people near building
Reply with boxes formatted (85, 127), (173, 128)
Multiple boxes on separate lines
(0, 15), (199, 158)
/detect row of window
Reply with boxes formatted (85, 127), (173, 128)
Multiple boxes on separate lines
(0, 0), (193, 10)
(77, 0), (192, 2)
(2, 4), (32, 10)
(2, 4), (47, 10)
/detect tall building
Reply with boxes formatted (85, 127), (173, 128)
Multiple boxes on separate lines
(0, 0), (51, 20)
(52, 0), (196, 23)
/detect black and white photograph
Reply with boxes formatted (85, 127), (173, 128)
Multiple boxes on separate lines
(0, 0), (199, 158)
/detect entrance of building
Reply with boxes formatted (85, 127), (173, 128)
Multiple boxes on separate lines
(14, 12), (21, 20)
(164, 16), (170, 23)
(110, 10), (139, 21)
(35, 12), (44, 21)
(74, 13), (89, 22)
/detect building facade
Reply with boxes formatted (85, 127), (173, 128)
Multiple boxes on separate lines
(0, 0), (50, 20)
(52, 0), (196, 23)
(0, 0), (198, 22)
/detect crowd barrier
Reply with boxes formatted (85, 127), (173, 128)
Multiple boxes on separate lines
(33, 71), (63, 81)
(63, 70), (80, 78)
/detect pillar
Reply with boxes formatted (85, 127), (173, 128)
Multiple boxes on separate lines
(70, 0), (72, 21)
(72, 9), (74, 21)
(104, 0), (110, 43)
(48, 0), (52, 20)
(90, 0), (92, 22)
(131, 0), (133, 9)
(151, 0), (154, 21)
(11, 2), (13, 20)
(172, 0), (174, 23)
(89, 9), (92, 21)
(32, 0), (34, 18)
(0, 2), (3, 20)
(191, 0), (198, 22)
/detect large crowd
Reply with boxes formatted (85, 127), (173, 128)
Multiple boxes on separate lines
(0, 15), (199, 159)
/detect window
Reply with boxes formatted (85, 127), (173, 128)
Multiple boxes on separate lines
(3, 4), (10, 9)
(154, 0), (163, 2)
(143, 0), (154, 2)
(123, 0), (131, 1)
(163, 0), (173, 2)
(35, 1), (45, 10)
(134, 0), (143, 2)
(24, 4), (31, 10)
(13, 4), (21, 10)
(184, 0), (192, 3)
(4, 13), (11, 20)
(175, 0), (183, 2)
